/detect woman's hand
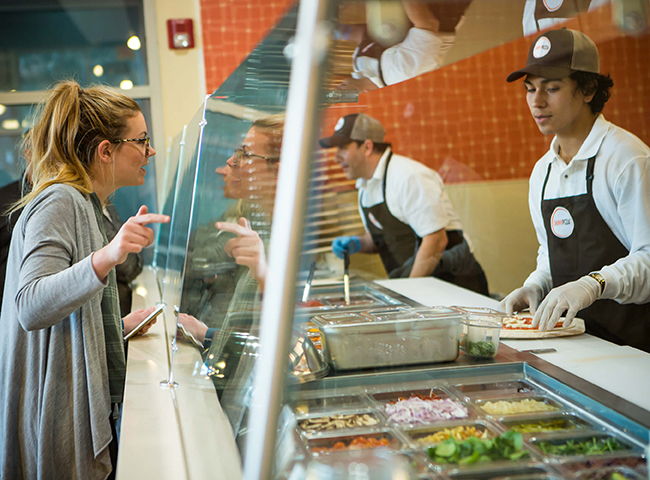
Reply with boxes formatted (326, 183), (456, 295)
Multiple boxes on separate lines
(177, 313), (209, 345)
(217, 217), (267, 291)
(123, 305), (158, 337)
(93, 205), (169, 280)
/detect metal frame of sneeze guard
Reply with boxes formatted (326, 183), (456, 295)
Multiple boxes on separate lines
(242, 0), (332, 479)
(153, 125), (186, 292)
(160, 95), (210, 388)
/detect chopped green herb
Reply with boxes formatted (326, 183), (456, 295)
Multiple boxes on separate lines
(466, 340), (497, 358)
(536, 437), (624, 456)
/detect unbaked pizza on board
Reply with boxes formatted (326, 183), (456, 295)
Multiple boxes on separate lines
(500, 312), (586, 339)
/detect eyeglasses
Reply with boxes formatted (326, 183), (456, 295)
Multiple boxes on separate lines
(232, 148), (279, 167)
(112, 136), (150, 157)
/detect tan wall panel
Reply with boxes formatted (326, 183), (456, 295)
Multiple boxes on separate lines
(446, 179), (538, 298)
(153, 0), (206, 199)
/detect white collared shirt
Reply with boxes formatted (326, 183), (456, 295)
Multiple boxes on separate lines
(525, 115), (650, 304)
(356, 148), (462, 238)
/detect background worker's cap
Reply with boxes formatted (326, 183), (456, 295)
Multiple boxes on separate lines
(319, 113), (385, 148)
(507, 28), (600, 82)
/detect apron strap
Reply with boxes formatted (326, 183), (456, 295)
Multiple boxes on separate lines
(541, 161), (553, 203)
(586, 155), (596, 195)
(381, 149), (394, 202)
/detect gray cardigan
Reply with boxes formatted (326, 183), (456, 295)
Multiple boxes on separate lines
(0, 184), (115, 480)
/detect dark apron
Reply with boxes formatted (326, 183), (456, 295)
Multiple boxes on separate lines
(361, 151), (489, 295)
(541, 156), (650, 353)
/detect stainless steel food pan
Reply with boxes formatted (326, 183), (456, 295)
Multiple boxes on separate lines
(312, 308), (461, 370)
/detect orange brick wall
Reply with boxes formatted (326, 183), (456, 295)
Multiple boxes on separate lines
(199, 2), (650, 183)
(200, 0), (295, 92)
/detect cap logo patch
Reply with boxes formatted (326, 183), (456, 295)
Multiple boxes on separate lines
(533, 37), (551, 59)
(334, 118), (345, 132)
(543, 0), (564, 12)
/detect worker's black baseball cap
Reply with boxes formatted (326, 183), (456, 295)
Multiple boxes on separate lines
(319, 113), (385, 148)
(507, 28), (600, 82)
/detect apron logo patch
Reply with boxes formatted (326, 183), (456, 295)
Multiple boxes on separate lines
(550, 206), (574, 238)
(533, 36), (551, 58)
(542, 0), (564, 12)
(368, 212), (384, 230)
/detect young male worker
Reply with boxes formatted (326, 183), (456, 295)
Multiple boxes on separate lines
(501, 28), (650, 353)
(320, 113), (488, 295)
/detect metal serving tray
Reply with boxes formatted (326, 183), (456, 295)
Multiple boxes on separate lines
(312, 307), (461, 370)
(381, 397), (475, 428)
(573, 466), (646, 480)
(451, 380), (539, 399)
(474, 395), (564, 417)
(555, 454), (648, 477)
(299, 283), (404, 314)
(296, 282), (421, 315)
(303, 428), (406, 456)
(477, 473), (563, 480)
(442, 464), (555, 480)
(400, 419), (500, 449)
(290, 394), (368, 416)
(528, 432), (643, 460)
(368, 387), (451, 405)
(498, 412), (597, 437)
(436, 460), (545, 477)
(296, 409), (384, 436)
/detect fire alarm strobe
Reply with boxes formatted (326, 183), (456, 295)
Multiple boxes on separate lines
(167, 19), (194, 50)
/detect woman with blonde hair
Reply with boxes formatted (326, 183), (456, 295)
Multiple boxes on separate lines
(0, 80), (169, 479)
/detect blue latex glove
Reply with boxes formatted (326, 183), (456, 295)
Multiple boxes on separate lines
(332, 236), (361, 259)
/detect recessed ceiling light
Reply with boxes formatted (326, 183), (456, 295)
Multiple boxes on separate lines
(2, 119), (20, 130)
(127, 36), (141, 51)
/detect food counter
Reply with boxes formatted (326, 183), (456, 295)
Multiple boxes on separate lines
(273, 278), (650, 479)
(119, 270), (649, 479)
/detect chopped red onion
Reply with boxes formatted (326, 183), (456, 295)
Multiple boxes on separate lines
(384, 397), (469, 425)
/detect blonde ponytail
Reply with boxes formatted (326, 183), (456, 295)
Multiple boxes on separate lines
(13, 80), (141, 213)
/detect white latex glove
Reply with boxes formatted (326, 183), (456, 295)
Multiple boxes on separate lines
(532, 276), (601, 331)
(500, 285), (544, 316)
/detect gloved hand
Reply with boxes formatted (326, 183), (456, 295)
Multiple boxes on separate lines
(532, 276), (601, 331)
(331, 236), (361, 259)
(499, 284), (544, 316)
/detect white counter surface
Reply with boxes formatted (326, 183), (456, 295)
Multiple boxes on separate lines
(118, 268), (241, 480)
(376, 277), (650, 413)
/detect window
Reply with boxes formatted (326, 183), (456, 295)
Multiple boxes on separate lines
(0, 0), (162, 263)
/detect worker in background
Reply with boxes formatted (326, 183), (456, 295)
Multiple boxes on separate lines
(321, 113), (489, 295)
